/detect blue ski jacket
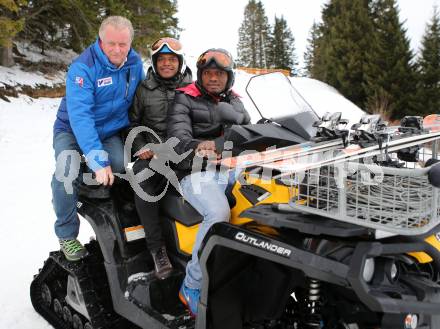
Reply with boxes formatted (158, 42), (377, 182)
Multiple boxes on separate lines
(53, 39), (144, 170)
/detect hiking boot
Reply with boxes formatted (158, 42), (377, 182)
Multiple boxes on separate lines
(179, 282), (200, 317)
(151, 246), (173, 280)
(59, 239), (89, 261)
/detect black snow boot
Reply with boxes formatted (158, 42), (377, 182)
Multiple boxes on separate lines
(151, 245), (173, 280)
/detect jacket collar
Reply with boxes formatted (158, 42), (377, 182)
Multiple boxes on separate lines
(177, 82), (202, 97)
(177, 82), (240, 100)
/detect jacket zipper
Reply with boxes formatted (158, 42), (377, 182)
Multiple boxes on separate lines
(125, 69), (130, 99)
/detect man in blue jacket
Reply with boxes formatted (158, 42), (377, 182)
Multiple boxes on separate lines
(52, 16), (144, 261)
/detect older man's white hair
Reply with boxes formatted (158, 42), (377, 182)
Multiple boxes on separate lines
(99, 16), (134, 42)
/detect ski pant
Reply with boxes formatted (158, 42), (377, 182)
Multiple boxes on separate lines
(180, 169), (236, 290)
(132, 159), (168, 252)
(51, 132), (125, 240)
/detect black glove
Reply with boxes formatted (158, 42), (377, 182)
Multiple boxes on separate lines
(215, 102), (245, 124)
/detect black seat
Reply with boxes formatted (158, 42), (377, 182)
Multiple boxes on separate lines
(160, 188), (203, 227)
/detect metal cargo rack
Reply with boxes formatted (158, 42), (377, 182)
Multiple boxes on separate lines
(284, 140), (440, 236)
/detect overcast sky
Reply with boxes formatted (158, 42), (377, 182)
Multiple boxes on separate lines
(177, 0), (440, 66)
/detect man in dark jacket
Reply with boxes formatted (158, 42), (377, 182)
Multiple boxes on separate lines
(52, 16), (144, 261)
(128, 37), (192, 279)
(167, 48), (251, 316)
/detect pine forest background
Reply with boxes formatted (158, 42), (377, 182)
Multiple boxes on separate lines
(1, 0), (440, 120)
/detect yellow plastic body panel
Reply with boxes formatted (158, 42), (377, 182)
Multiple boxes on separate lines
(230, 174), (292, 225)
(408, 234), (440, 264)
(175, 221), (200, 255)
(174, 174), (291, 255)
(426, 234), (440, 252)
(408, 252), (433, 263)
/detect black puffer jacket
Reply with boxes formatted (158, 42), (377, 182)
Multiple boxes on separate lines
(128, 67), (192, 155)
(167, 82), (251, 174)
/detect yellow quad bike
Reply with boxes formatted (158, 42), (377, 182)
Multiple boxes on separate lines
(31, 73), (440, 329)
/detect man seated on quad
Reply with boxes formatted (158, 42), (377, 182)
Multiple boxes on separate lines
(167, 48), (251, 316)
(51, 16), (144, 261)
(128, 37), (192, 280)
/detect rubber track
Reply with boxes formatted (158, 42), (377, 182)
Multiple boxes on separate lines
(30, 241), (136, 329)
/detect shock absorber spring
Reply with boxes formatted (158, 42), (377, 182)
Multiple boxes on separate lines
(305, 278), (323, 328)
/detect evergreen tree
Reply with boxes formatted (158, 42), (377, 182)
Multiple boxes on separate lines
(416, 7), (440, 116)
(303, 21), (320, 77)
(18, 0), (179, 56)
(126, 0), (180, 57)
(237, 0), (257, 67)
(312, 0), (378, 110)
(267, 15), (298, 75)
(0, 0), (26, 66)
(255, 1), (270, 68)
(21, 0), (103, 53)
(66, 0), (104, 52)
(365, 0), (416, 119)
(237, 0), (271, 68)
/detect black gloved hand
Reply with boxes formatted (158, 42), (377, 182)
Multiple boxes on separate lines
(215, 102), (245, 124)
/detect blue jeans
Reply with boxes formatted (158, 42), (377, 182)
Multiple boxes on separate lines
(180, 169), (236, 290)
(51, 132), (125, 239)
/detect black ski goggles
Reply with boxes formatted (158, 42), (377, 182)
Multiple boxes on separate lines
(196, 49), (234, 71)
(151, 37), (183, 55)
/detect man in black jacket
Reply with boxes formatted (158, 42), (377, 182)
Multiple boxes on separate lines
(167, 48), (251, 316)
(128, 37), (192, 280)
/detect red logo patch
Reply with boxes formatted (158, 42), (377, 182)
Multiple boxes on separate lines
(75, 76), (84, 87)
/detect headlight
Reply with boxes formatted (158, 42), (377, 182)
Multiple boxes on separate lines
(362, 258), (375, 282)
(389, 262), (398, 281)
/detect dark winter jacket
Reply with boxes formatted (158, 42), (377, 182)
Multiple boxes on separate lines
(167, 82), (251, 174)
(128, 66), (193, 156)
(53, 38), (144, 171)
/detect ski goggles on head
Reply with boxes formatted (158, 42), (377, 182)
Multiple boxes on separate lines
(196, 49), (234, 71)
(151, 37), (183, 55)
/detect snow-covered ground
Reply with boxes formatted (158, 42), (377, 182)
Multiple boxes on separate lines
(0, 58), (364, 328)
(0, 94), (101, 328)
(0, 43), (97, 328)
(1, 97), (56, 328)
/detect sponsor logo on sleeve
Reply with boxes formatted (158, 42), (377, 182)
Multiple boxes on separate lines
(75, 76), (84, 87)
(97, 77), (113, 87)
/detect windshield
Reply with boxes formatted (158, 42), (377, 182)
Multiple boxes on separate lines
(246, 72), (317, 121)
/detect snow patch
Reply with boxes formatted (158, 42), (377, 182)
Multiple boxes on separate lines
(16, 41), (78, 65)
(0, 65), (66, 88)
